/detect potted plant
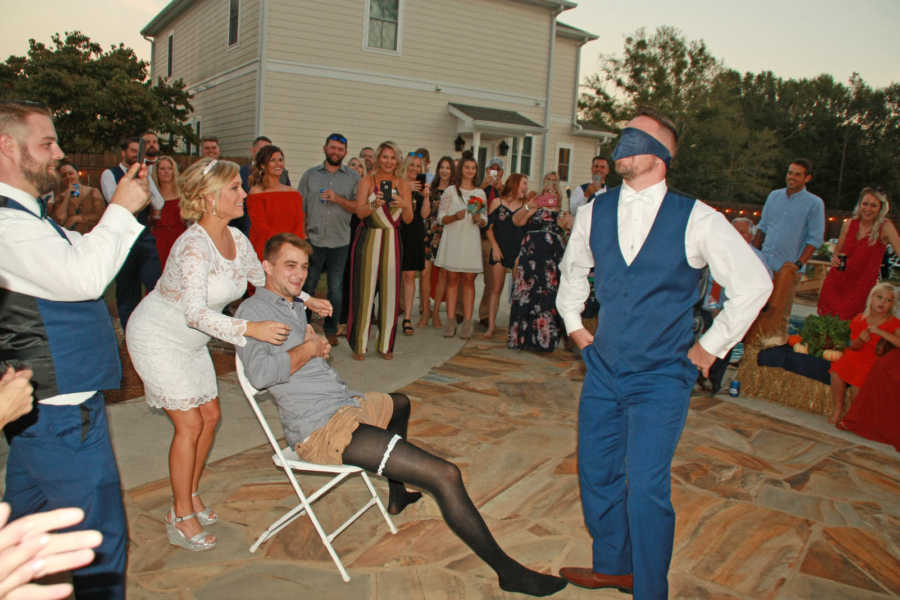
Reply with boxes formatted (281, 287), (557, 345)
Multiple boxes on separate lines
(799, 314), (850, 358)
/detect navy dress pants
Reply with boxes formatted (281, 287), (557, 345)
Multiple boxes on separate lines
(577, 360), (691, 600)
(4, 392), (127, 599)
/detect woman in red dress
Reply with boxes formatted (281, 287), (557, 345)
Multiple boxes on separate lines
(829, 282), (899, 424)
(151, 155), (187, 269)
(818, 188), (899, 320)
(246, 145), (305, 259)
(838, 330), (900, 450)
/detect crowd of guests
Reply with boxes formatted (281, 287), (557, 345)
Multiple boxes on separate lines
(2, 95), (897, 599)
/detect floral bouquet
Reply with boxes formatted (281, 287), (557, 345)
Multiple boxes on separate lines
(466, 195), (485, 215)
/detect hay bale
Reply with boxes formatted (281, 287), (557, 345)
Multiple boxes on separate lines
(737, 343), (833, 416)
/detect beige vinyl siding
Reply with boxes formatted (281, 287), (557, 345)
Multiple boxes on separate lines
(189, 69), (258, 156)
(153, 0), (261, 86)
(265, 0), (550, 102)
(262, 71), (546, 180)
(551, 36), (578, 121)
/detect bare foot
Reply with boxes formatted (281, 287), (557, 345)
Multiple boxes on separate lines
(432, 315), (443, 328)
(416, 312), (430, 328)
(828, 411), (841, 425)
(482, 328), (494, 338)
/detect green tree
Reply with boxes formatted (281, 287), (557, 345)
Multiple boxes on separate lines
(0, 31), (196, 153)
(579, 27), (781, 204)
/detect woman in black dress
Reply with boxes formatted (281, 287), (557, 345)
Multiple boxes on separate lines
(483, 173), (527, 337)
(399, 152), (430, 335)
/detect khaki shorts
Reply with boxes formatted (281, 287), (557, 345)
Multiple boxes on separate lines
(295, 392), (393, 465)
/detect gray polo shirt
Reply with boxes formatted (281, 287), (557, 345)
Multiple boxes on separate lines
(235, 287), (360, 447)
(298, 162), (360, 248)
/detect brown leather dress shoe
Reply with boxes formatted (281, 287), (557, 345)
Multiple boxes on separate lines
(559, 567), (633, 593)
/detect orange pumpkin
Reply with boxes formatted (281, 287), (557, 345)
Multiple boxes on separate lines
(787, 334), (803, 346)
(823, 349), (843, 361)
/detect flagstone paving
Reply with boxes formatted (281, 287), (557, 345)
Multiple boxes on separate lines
(124, 334), (900, 599)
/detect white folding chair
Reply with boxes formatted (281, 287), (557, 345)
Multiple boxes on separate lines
(235, 356), (397, 582)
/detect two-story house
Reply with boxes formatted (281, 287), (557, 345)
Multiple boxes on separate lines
(141, 0), (611, 196)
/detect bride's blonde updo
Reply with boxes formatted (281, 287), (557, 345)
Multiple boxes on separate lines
(179, 158), (240, 220)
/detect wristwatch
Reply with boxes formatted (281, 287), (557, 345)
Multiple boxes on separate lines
(794, 260), (804, 269)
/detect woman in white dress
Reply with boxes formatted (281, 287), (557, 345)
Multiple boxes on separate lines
(126, 159), (327, 551)
(433, 154), (486, 339)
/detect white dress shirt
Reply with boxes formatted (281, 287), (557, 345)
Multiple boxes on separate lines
(0, 182), (144, 404)
(100, 162), (164, 210)
(556, 180), (773, 358)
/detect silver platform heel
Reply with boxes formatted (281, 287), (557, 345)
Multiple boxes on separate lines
(166, 508), (216, 551)
(192, 491), (218, 526)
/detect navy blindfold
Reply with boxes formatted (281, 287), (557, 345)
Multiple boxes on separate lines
(611, 127), (672, 167)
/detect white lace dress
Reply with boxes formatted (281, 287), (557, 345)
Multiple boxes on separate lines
(125, 224), (265, 410)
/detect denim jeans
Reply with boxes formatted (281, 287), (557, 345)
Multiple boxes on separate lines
(303, 244), (350, 334)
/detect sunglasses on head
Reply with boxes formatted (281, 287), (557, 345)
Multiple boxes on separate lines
(327, 134), (347, 145)
(408, 152), (424, 158)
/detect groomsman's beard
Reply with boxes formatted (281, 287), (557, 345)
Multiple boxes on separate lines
(21, 146), (60, 195)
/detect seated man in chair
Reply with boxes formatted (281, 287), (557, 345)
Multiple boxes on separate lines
(235, 233), (566, 597)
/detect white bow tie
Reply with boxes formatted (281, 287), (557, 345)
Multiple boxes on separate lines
(621, 188), (653, 204)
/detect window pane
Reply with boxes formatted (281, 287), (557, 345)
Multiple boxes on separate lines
(383, 0), (398, 21)
(521, 136), (532, 177)
(229, 0), (239, 46)
(368, 20), (382, 48)
(558, 148), (570, 181)
(370, 0), (384, 19)
(511, 137), (519, 172)
(382, 22), (397, 50)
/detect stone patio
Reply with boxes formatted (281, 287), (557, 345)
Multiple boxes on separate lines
(123, 334), (900, 599)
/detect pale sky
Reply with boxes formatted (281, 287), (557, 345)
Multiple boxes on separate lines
(1, 0), (897, 89)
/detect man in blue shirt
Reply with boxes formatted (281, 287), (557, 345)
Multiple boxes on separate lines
(754, 159), (825, 274)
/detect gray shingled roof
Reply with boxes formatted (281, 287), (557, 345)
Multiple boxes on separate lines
(448, 103), (544, 129)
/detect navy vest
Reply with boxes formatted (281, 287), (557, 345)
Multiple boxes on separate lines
(587, 186), (701, 383)
(0, 197), (121, 399)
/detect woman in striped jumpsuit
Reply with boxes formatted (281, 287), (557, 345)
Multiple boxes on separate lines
(347, 141), (413, 359)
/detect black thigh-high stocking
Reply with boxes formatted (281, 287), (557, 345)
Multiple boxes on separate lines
(341, 424), (566, 597)
(384, 393), (421, 514)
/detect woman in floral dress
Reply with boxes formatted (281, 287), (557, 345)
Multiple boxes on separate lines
(508, 172), (573, 351)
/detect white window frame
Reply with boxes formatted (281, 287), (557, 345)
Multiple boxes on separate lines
(556, 143), (573, 183)
(166, 33), (174, 77)
(226, 0), (240, 48)
(362, 0), (403, 56)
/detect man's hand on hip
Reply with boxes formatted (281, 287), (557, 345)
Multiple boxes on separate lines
(570, 329), (594, 350)
(688, 342), (716, 378)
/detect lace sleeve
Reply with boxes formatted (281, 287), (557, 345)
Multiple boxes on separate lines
(177, 232), (248, 345)
(235, 228), (266, 287)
